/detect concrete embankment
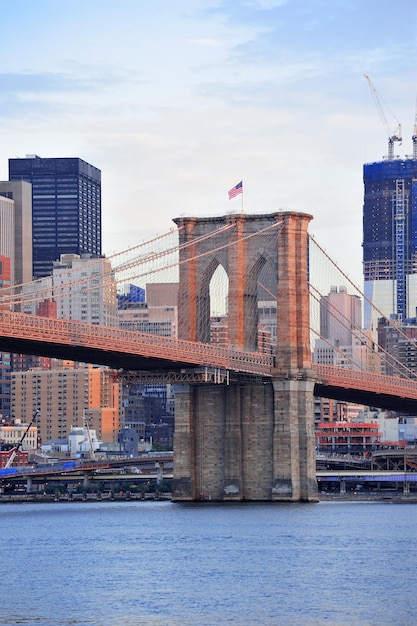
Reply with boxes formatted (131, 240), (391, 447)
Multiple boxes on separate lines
(1, 492), (417, 503)
(0, 491), (172, 503)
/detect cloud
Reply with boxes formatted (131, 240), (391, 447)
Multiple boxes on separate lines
(0, 69), (129, 95)
(0, 0), (416, 291)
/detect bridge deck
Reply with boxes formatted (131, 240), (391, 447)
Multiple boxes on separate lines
(1, 313), (417, 412)
(0, 312), (273, 375)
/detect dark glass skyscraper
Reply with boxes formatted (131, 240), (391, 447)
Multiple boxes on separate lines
(9, 156), (101, 279)
(363, 158), (417, 330)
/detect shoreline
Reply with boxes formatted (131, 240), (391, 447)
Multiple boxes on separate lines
(1, 492), (416, 504)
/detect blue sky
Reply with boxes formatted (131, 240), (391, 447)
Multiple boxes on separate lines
(1, 0), (416, 286)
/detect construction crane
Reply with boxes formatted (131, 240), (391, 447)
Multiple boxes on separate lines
(4, 410), (39, 469)
(412, 95), (417, 159)
(364, 74), (402, 159)
(84, 414), (96, 462)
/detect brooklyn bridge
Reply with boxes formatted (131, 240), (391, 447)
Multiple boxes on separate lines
(1, 211), (416, 502)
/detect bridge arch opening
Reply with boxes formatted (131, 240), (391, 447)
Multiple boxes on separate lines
(210, 263), (229, 318)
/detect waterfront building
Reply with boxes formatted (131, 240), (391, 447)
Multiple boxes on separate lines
(316, 420), (381, 455)
(9, 155), (101, 280)
(67, 426), (101, 457)
(363, 158), (417, 330)
(361, 410), (401, 444)
(0, 449), (28, 468)
(0, 419), (38, 451)
(11, 363), (120, 444)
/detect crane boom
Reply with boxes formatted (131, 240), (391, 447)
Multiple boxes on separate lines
(412, 94), (417, 159)
(364, 74), (402, 159)
(4, 411), (39, 469)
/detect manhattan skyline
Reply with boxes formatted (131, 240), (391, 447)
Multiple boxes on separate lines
(1, 0), (416, 288)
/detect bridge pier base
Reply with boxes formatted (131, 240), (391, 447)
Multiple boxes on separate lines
(272, 377), (318, 502)
(172, 377), (318, 502)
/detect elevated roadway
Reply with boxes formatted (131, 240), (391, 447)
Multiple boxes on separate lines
(0, 312), (272, 376)
(1, 312), (417, 412)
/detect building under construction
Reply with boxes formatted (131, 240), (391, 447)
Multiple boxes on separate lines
(363, 76), (417, 331)
(363, 157), (417, 331)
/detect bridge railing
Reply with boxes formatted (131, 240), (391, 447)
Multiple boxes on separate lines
(314, 363), (417, 400)
(0, 311), (274, 376)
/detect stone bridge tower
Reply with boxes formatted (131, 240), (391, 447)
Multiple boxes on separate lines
(172, 211), (317, 502)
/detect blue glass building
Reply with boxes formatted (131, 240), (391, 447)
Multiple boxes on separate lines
(9, 156), (101, 280)
(363, 158), (417, 330)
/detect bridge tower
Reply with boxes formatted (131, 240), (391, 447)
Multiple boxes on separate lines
(172, 211), (318, 502)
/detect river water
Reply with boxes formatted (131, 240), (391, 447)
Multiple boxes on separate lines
(0, 500), (415, 626)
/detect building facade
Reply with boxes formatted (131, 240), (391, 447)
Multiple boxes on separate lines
(0, 196), (15, 287)
(0, 256), (12, 417)
(21, 254), (118, 327)
(0, 180), (33, 286)
(52, 254), (118, 327)
(313, 285), (371, 371)
(0, 419), (38, 452)
(316, 421), (381, 455)
(377, 317), (417, 377)
(9, 156), (101, 280)
(363, 158), (417, 330)
(11, 363), (119, 444)
(118, 282), (178, 448)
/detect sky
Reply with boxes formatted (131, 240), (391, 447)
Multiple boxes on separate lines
(1, 0), (417, 287)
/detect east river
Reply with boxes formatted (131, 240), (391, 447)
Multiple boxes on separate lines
(0, 500), (416, 626)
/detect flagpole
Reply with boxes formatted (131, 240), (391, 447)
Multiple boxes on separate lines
(241, 180), (243, 213)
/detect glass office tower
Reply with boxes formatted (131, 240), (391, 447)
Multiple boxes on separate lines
(363, 158), (417, 331)
(9, 156), (101, 279)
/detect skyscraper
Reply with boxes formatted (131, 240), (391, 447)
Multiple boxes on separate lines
(313, 285), (369, 370)
(0, 255), (12, 416)
(0, 195), (15, 286)
(363, 158), (417, 330)
(0, 181), (33, 286)
(9, 155), (101, 279)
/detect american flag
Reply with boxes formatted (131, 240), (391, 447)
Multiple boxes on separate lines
(228, 181), (243, 199)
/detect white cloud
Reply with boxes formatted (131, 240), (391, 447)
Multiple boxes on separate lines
(0, 0), (416, 291)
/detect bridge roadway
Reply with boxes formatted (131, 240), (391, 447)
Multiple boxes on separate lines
(0, 311), (272, 375)
(2, 460), (414, 495)
(314, 364), (417, 413)
(0, 455), (173, 483)
(317, 470), (417, 482)
(317, 470), (417, 497)
(1, 311), (417, 411)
